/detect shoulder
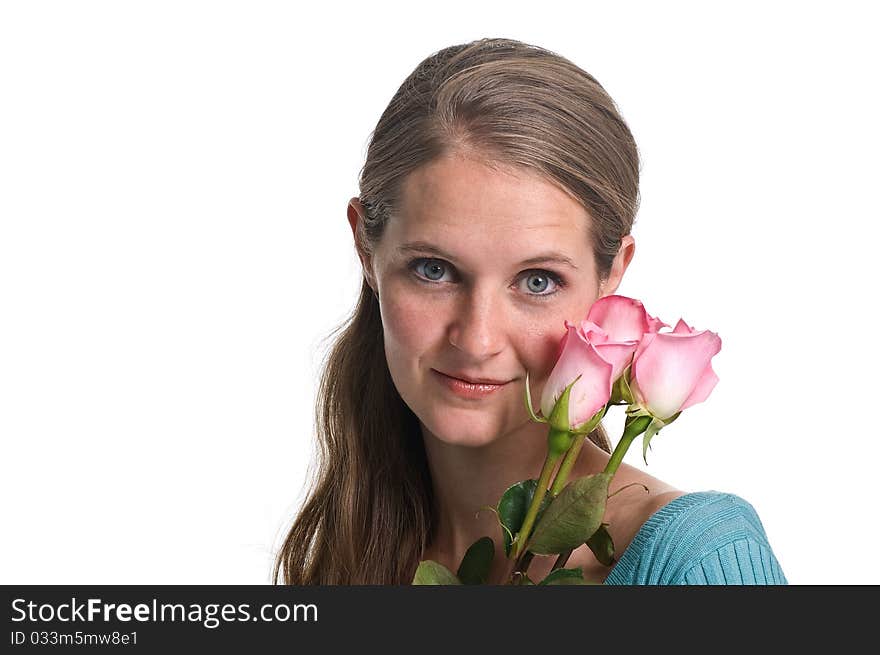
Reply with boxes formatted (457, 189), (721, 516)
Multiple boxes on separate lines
(604, 490), (789, 585)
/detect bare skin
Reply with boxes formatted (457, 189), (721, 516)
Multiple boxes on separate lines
(422, 437), (685, 585)
(347, 151), (684, 585)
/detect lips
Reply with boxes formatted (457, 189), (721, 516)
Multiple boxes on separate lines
(433, 369), (510, 399)
(434, 370), (511, 385)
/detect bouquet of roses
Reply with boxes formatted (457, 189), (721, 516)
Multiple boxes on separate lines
(412, 294), (722, 585)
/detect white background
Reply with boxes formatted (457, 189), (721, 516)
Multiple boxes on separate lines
(1, 1), (877, 585)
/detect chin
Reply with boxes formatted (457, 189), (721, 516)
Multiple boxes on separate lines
(420, 407), (506, 448)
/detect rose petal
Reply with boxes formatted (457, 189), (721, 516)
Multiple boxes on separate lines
(593, 341), (639, 381)
(575, 319), (607, 342)
(631, 329), (722, 419)
(671, 318), (692, 334)
(586, 295), (654, 342)
(646, 313), (669, 333)
(680, 362), (720, 411)
(540, 324), (614, 427)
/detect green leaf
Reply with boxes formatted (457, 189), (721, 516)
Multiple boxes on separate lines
(412, 560), (462, 585)
(520, 574), (536, 585)
(523, 370), (547, 424)
(497, 479), (552, 557)
(539, 567), (588, 585)
(570, 406), (607, 435)
(456, 536), (495, 585)
(641, 417), (664, 465)
(638, 412), (682, 463)
(548, 375), (581, 433)
(527, 472), (612, 555)
(608, 365), (634, 405)
(548, 426), (576, 457)
(586, 523), (615, 566)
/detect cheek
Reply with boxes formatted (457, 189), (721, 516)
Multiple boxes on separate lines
(379, 287), (443, 367)
(379, 280), (601, 384)
(522, 295), (601, 379)
(520, 326), (566, 382)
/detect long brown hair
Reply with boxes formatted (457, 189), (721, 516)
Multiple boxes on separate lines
(274, 37), (642, 584)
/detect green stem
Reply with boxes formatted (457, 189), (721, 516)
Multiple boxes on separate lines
(549, 432), (586, 497)
(511, 450), (561, 561)
(603, 433), (634, 478)
(512, 551), (535, 584)
(531, 415), (650, 582)
(552, 551), (572, 571)
(603, 415), (651, 477)
(506, 426), (581, 582)
(549, 402), (611, 498)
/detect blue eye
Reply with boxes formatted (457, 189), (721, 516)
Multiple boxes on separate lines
(408, 258), (565, 299)
(412, 259), (450, 282)
(520, 271), (560, 296)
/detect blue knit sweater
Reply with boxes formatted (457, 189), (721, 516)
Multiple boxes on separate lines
(603, 491), (788, 585)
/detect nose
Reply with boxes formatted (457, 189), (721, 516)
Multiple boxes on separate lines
(447, 284), (505, 359)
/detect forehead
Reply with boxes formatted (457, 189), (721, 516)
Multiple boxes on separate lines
(387, 153), (592, 255)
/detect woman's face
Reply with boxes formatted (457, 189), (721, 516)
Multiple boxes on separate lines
(350, 152), (633, 449)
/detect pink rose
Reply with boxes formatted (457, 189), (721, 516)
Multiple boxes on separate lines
(540, 321), (614, 430)
(629, 318), (722, 420)
(540, 295), (667, 430)
(587, 294), (668, 342)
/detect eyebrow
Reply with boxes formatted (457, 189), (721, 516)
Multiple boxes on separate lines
(397, 241), (579, 270)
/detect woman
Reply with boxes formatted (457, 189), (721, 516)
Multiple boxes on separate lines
(274, 37), (787, 585)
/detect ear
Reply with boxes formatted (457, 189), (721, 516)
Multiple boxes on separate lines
(347, 197), (378, 292)
(599, 235), (635, 296)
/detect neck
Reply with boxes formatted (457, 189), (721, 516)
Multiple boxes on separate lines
(420, 417), (611, 572)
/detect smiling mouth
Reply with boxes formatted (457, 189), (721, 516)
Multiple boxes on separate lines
(432, 370), (512, 398)
(433, 369), (511, 385)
